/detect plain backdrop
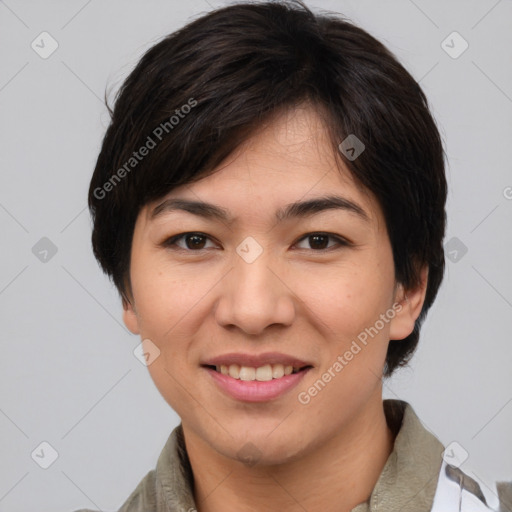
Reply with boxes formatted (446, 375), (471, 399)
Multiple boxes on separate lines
(0, 0), (511, 511)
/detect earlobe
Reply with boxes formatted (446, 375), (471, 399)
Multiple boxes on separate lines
(389, 266), (429, 341)
(122, 297), (140, 335)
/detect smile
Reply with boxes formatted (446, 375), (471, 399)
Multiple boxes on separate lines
(202, 364), (313, 402)
(210, 363), (309, 381)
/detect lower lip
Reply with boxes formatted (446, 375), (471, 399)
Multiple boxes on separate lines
(204, 366), (311, 402)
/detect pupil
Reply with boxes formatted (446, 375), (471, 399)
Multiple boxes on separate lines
(187, 234), (205, 249)
(310, 234), (328, 249)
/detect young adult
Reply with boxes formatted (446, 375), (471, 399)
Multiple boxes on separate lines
(81, 2), (510, 511)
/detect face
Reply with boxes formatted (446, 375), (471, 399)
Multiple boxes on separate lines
(123, 105), (426, 466)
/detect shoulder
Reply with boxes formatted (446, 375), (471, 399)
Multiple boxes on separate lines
(71, 425), (193, 512)
(117, 470), (158, 512)
(69, 470), (157, 512)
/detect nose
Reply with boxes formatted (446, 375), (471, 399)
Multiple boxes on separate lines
(214, 249), (296, 335)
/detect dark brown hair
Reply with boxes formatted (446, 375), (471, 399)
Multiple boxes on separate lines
(88, 0), (447, 376)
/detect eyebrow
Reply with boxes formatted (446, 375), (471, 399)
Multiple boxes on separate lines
(150, 195), (370, 224)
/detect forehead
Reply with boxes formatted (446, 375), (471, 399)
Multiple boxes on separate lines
(144, 105), (380, 227)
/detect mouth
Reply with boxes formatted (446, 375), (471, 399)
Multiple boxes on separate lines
(200, 352), (314, 401)
(202, 362), (313, 402)
(202, 363), (313, 382)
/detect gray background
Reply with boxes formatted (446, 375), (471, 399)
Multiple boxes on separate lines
(1, 0), (511, 511)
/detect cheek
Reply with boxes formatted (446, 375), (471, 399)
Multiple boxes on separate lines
(130, 265), (208, 411)
(295, 269), (393, 417)
(129, 260), (216, 392)
(130, 260), (206, 337)
(296, 263), (394, 342)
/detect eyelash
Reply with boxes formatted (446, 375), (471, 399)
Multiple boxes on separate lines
(161, 232), (352, 253)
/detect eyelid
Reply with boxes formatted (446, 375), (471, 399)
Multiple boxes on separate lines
(293, 232), (352, 250)
(161, 231), (352, 252)
(161, 232), (220, 251)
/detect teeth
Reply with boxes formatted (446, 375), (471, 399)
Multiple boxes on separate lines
(217, 363), (300, 381)
(256, 364), (273, 381)
(228, 364), (240, 379)
(239, 366), (256, 381)
(272, 364), (285, 379)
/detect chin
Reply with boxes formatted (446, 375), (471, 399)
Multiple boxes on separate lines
(225, 440), (306, 468)
(209, 426), (309, 467)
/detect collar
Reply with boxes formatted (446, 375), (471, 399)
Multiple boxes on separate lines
(351, 399), (444, 512)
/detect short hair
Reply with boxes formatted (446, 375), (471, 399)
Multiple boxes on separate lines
(88, 0), (447, 377)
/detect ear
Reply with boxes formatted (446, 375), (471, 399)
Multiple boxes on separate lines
(122, 295), (140, 335)
(389, 265), (429, 341)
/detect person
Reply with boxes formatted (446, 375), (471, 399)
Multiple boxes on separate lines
(82, 1), (510, 511)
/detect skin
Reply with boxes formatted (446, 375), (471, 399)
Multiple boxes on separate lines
(123, 104), (428, 512)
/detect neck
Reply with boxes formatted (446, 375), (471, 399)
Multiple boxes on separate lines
(184, 394), (394, 512)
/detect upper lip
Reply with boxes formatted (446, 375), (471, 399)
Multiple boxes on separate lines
(202, 352), (313, 369)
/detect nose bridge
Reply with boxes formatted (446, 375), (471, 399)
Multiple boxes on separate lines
(215, 240), (295, 334)
(234, 247), (275, 295)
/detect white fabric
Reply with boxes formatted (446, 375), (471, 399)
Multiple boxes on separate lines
(431, 461), (498, 512)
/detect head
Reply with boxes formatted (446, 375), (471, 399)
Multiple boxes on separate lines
(88, 1), (446, 464)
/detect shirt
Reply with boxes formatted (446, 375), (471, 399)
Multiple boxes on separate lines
(74, 399), (495, 512)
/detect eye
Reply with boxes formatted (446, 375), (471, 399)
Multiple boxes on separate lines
(161, 231), (351, 252)
(294, 232), (350, 251)
(162, 232), (218, 251)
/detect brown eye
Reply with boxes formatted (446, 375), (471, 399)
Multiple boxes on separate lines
(183, 234), (207, 249)
(308, 234), (329, 250)
(163, 232), (217, 251)
(295, 232), (350, 251)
